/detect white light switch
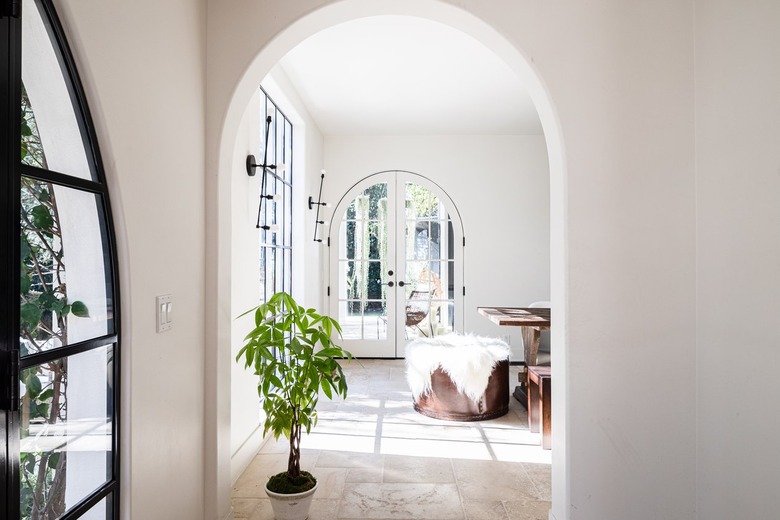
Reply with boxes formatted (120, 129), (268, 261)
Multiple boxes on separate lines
(156, 294), (173, 333)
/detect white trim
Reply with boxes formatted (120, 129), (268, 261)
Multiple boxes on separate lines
(230, 424), (266, 485)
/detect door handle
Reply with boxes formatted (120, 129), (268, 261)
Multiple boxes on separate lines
(398, 281), (406, 287)
(380, 281), (395, 287)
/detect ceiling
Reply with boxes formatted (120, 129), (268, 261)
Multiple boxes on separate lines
(277, 16), (542, 136)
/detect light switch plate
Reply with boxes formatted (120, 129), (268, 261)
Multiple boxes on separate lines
(156, 294), (172, 333)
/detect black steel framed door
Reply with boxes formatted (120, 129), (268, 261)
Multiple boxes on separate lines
(1, 1), (120, 519)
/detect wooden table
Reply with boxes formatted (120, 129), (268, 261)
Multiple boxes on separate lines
(477, 307), (550, 367)
(477, 306), (551, 406)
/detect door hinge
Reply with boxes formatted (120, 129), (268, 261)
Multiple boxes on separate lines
(327, 286), (330, 297)
(5, 349), (20, 411)
(463, 286), (466, 296)
(10, 349), (19, 410)
(7, 0), (21, 18)
(463, 237), (466, 247)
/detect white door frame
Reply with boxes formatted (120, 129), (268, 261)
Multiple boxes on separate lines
(328, 170), (464, 358)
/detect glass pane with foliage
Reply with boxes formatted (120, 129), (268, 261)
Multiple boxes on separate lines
(21, 85), (112, 353)
(21, 1), (93, 181)
(19, 346), (113, 519)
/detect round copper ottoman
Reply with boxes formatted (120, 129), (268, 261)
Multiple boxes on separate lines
(413, 360), (509, 421)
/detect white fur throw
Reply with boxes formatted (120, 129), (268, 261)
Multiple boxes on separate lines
(405, 334), (510, 403)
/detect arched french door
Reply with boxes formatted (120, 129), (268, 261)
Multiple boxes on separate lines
(329, 171), (463, 358)
(2, 1), (121, 519)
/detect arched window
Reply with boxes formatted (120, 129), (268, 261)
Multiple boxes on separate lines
(1, 1), (121, 518)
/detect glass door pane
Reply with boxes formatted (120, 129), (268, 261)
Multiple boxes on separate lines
(332, 179), (396, 357)
(21, 0), (94, 181)
(401, 182), (456, 343)
(20, 179), (115, 354)
(19, 345), (114, 519)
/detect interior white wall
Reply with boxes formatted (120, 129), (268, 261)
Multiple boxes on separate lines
(44, 1), (780, 519)
(206, 2), (696, 520)
(228, 71), (326, 484)
(229, 90), (265, 482)
(695, 3), (780, 519)
(322, 135), (550, 359)
(55, 1), (207, 519)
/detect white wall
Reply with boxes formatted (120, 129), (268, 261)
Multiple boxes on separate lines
(229, 71), (326, 484)
(50, 0), (780, 518)
(207, 2), (697, 520)
(695, 3), (780, 519)
(323, 135), (550, 359)
(229, 90), (265, 482)
(56, 1), (207, 519)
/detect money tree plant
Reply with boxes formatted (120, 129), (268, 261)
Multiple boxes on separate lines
(236, 292), (350, 494)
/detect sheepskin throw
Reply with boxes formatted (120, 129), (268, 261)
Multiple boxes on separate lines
(405, 334), (510, 403)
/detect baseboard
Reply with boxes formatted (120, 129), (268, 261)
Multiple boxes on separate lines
(230, 424), (266, 484)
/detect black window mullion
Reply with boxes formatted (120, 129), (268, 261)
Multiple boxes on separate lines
(56, 480), (117, 520)
(19, 334), (118, 369)
(21, 163), (105, 194)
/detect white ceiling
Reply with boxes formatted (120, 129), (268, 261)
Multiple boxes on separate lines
(278, 16), (542, 136)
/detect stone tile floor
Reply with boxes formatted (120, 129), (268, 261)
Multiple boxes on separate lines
(231, 359), (551, 520)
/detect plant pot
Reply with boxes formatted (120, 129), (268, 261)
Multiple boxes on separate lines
(265, 480), (318, 520)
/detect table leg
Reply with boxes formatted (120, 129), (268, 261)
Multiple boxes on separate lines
(515, 327), (542, 408)
(528, 371), (540, 433)
(541, 375), (552, 449)
(521, 327), (541, 367)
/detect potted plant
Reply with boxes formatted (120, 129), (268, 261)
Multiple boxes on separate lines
(236, 291), (350, 520)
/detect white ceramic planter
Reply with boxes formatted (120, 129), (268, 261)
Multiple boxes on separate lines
(265, 480), (318, 520)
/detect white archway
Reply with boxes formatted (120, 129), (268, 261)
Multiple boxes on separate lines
(206, 2), (568, 518)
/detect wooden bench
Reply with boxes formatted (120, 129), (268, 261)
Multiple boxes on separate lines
(527, 365), (552, 450)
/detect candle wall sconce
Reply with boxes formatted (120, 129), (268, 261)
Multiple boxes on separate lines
(247, 115), (286, 230)
(309, 172), (329, 242)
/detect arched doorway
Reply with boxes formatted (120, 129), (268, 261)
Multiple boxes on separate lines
(207, 3), (567, 519)
(329, 171), (464, 358)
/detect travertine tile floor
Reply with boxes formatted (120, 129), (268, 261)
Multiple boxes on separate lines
(232, 359), (551, 520)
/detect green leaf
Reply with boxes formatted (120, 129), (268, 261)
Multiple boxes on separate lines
(47, 452), (60, 469)
(34, 403), (49, 419)
(20, 303), (42, 328)
(30, 205), (53, 230)
(37, 291), (57, 310)
(320, 379), (333, 399)
(24, 454), (37, 474)
(20, 274), (31, 294)
(20, 238), (31, 261)
(70, 300), (89, 318)
(25, 375), (42, 398)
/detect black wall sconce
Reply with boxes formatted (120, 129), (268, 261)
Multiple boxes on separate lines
(247, 115), (285, 230)
(309, 172), (329, 242)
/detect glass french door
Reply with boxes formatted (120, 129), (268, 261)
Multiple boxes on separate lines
(329, 171), (462, 358)
(2, 1), (121, 519)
